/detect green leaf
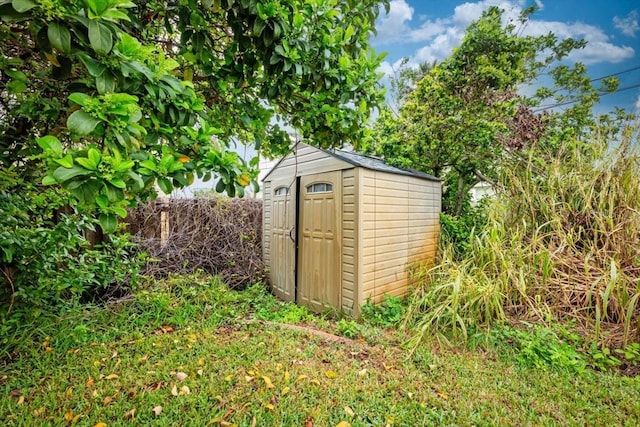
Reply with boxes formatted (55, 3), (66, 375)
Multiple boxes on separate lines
(157, 177), (172, 194)
(108, 177), (126, 188)
(67, 110), (101, 135)
(99, 213), (118, 233)
(96, 194), (109, 209)
(76, 157), (97, 170)
(69, 92), (91, 106)
(48, 22), (71, 54)
(54, 153), (74, 168)
(53, 165), (91, 182)
(113, 206), (128, 218)
(102, 9), (130, 22)
(105, 184), (124, 201)
(11, 0), (36, 13)
(36, 135), (63, 156)
(42, 175), (57, 186)
(96, 71), (115, 93)
(88, 20), (112, 54)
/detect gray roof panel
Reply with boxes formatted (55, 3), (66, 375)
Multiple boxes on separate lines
(320, 147), (440, 182)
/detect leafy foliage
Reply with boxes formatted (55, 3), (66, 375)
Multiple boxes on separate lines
(364, 6), (616, 217)
(360, 295), (405, 328)
(0, 0), (388, 309)
(1, 0), (388, 230)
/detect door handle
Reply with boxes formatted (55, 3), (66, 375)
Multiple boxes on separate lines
(288, 226), (295, 242)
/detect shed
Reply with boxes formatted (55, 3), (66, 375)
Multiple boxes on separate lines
(262, 143), (441, 316)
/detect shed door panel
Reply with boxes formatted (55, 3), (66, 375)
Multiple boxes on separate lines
(298, 172), (341, 312)
(270, 180), (296, 301)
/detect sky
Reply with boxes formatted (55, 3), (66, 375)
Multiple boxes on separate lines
(370, 0), (640, 114)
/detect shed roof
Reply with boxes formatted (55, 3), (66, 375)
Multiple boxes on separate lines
(263, 143), (440, 182)
(320, 147), (440, 182)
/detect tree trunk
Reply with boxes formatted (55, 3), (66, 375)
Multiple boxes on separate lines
(454, 174), (466, 217)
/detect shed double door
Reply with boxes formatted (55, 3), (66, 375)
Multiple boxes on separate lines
(270, 172), (341, 312)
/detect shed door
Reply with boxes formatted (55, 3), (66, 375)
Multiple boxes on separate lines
(270, 180), (296, 301)
(298, 172), (341, 312)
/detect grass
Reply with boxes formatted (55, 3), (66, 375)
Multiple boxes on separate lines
(1, 274), (640, 426)
(405, 125), (640, 347)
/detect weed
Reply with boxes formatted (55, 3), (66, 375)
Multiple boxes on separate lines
(336, 319), (363, 339)
(360, 295), (405, 328)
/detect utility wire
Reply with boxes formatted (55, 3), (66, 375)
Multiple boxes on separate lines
(532, 81), (640, 113)
(533, 65), (640, 109)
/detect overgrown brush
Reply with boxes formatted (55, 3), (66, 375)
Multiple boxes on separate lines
(126, 197), (264, 289)
(406, 124), (640, 348)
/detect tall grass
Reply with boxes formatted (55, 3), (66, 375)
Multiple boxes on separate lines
(406, 124), (640, 347)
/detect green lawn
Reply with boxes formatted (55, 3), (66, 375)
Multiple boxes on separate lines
(1, 275), (639, 426)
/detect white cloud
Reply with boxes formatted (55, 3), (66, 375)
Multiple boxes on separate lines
(374, 0), (414, 44)
(373, 0), (635, 68)
(613, 10), (639, 37)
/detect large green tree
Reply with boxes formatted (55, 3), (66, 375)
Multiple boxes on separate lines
(1, 0), (388, 231)
(364, 6), (617, 216)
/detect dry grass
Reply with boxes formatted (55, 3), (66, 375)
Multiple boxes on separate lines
(407, 124), (640, 347)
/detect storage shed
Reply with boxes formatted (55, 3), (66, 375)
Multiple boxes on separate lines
(262, 143), (441, 315)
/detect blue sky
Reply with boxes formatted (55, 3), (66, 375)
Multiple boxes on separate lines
(371, 0), (640, 114)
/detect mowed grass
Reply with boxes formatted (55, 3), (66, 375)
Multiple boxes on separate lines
(1, 275), (639, 426)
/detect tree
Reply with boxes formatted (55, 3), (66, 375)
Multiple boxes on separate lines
(0, 0), (390, 310)
(0, 0), (389, 232)
(364, 6), (617, 217)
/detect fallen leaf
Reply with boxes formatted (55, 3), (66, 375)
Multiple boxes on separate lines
(9, 389), (21, 397)
(86, 377), (95, 388)
(357, 369), (368, 376)
(276, 363), (283, 370)
(171, 385), (178, 396)
(264, 403), (275, 410)
(93, 361), (101, 367)
(383, 363), (394, 371)
(17, 396), (24, 405)
(284, 371), (291, 381)
(179, 386), (190, 395)
(152, 406), (162, 416)
(93, 423), (107, 427)
(281, 386), (290, 395)
(296, 375), (308, 382)
(262, 376), (275, 389)
(244, 376), (253, 382)
(103, 396), (113, 405)
(72, 414), (82, 423)
(104, 374), (119, 380)
(197, 358), (205, 366)
(197, 369), (204, 376)
(176, 372), (188, 381)
(124, 408), (136, 420)
(33, 407), (45, 417)
(64, 409), (74, 421)
(225, 374), (234, 381)
(251, 416), (257, 427)
(325, 371), (337, 378)
(310, 379), (320, 386)
(436, 390), (448, 400)
(344, 406), (355, 417)
(335, 422), (351, 427)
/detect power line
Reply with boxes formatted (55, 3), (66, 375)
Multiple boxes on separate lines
(532, 81), (640, 113)
(532, 64), (640, 109)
